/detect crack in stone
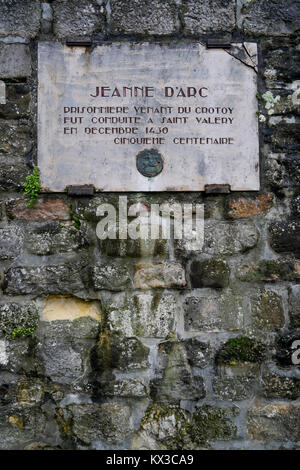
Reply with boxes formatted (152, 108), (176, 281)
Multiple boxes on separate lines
(225, 42), (258, 73)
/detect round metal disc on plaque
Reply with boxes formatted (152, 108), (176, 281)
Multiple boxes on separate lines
(136, 149), (164, 177)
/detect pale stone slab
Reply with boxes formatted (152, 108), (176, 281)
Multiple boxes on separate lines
(38, 42), (259, 192)
(0, 81), (5, 104)
(42, 295), (102, 322)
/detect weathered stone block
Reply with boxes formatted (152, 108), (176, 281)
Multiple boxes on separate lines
(237, 259), (300, 283)
(39, 339), (83, 384)
(91, 261), (133, 291)
(203, 221), (259, 256)
(264, 155), (287, 191)
(25, 222), (87, 255)
(0, 84), (31, 119)
(99, 237), (168, 259)
(0, 0), (41, 38)
(3, 337), (39, 375)
(151, 340), (203, 402)
(0, 405), (48, 450)
(13, 379), (44, 406)
(91, 330), (150, 373)
(251, 291), (285, 331)
(0, 302), (39, 339)
(183, 290), (245, 332)
(136, 403), (237, 449)
(262, 371), (300, 400)
(0, 159), (30, 192)
(238, 0), (300, 36)
(5, 257), (89, 296)
(134, 262), (186, 289)
(269, 219), (300, 256)
(261, 37), (299, 89)
(0, 226), (24, 260)
(183, 405), (238, 446)
(182, 337), (213, 369)
(268, 155), (300, 191)
(135, 403), (188, 450)
(68, 403), (133, 445)
(247, 404), (300, 442)
(182, 0), (235, 35)
(53, 0), (105, 38)
(41, 295), (102, 324)
(6, 199), (71, 221)
(213, 362), (259, 401)
(190, 259), (230, 289)
(227, 194), (273, 219)
(0, 44), (31, 78)
(0, 120), (32, 158)
(270, 122), (300, 154)
(106, 291), (177, 338)
(288, 285), (300, 328)
(36, 320), (98, 384)
(110, 0), (178, 35)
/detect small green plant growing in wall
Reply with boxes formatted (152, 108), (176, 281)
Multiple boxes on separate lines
(11, 327), (35, 340)
(69, 204), (81, 229)
(23, 166), (41, 207)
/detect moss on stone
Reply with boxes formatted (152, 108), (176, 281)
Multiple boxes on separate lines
(180, 405), (237, 445)
(140, 403), (237, 449)
(0, 303), (39, 340)
(216, 337), (266, 364)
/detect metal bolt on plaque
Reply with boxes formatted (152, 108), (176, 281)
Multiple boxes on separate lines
(136, 149), (164, 177)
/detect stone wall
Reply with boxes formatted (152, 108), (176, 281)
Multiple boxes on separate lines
(0, 0), (299, 450)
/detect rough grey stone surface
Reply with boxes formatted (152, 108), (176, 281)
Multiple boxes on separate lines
(152, 339), (204, 402)
(238, 0), (300, 36)
(25, 222), (87, 255)
(183, 290), (246, 332)
(203, 221), (259, 256)
(68, 403), (133, 445)
(5, 257), (89, 295)
(109, 0), (178, 35)
(248, 405), (300, 442)
(0, 44), (31, 78)
(262, 371), (300, 400)
(0, 0), (41, 38)
(213, 363), (259, 401)
(0, 84), (31, 120)
(251, 290), (285, 331)
(182, 0), (235, 35)
(106, 291), (177, 338)
(91, 261), (133, 291)
(91, 331), (150, 373)
(0, 120), (32, 158)
(53, 0), (105, 38)
(182, 337), (213, 368)
(0, 226), (24, 260)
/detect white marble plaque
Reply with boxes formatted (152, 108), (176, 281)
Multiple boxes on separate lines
(38, 42), (259, 192)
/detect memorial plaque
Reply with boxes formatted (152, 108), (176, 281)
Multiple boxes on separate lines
(38, 42), (259, 192)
